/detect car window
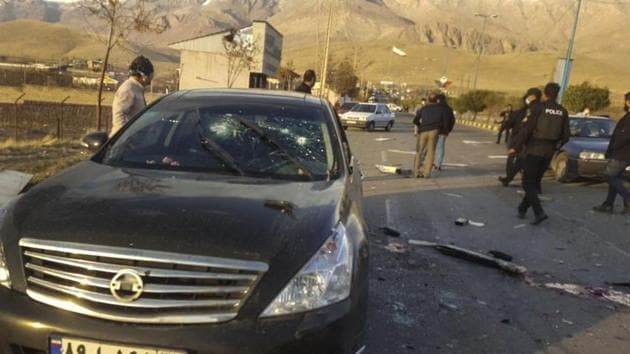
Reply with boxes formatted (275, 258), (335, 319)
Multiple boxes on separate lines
(351, 104), (377, 113)
(101, 101), (339, 181)
(569, 118), (616, 138)
(341, 102), (356, 110)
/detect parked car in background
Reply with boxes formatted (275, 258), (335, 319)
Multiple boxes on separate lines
(337, 102), (357, 115)
(339, 103), (396, 132)
(552, 115), (629, 182)
(0, 89), (369, 354)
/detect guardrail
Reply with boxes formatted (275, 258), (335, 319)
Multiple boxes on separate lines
(456, 118), (500, 132)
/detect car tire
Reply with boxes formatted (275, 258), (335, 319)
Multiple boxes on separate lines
(554, 153), (574, 183)
(385, 121), (394, 132)
(367, 121), (375, 132)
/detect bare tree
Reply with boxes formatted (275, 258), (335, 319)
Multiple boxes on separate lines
(80, 0), (166, 131)
(246, 0), (260, 18)
(222, 28), (260, 88)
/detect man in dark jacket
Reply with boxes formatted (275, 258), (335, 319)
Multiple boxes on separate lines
(434, 93), (456, 170)
(295, 69), (316, 94)
(499, 88), (542, 187)
(509, 83), (570, 225)
(593, 91), (630, 214)
(413, 93), (446, 178)
(496, 104), (513, 144)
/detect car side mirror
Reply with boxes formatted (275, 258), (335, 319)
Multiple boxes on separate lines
(81, 131), (109, 151)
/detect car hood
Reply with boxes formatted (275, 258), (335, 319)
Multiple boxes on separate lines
(566, 137), (610, 153)
(8, 161), (345, 265)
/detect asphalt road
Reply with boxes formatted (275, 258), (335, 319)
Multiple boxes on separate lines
(354, 113), (630, 354)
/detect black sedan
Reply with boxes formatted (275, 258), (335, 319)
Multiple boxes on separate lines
(0, 89), (368, 354)
(552, 115), (629, 182)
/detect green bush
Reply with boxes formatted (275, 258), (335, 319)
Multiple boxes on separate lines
(563, 82), (610, 113)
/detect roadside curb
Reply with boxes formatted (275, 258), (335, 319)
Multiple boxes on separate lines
(456, 119), (499, 132)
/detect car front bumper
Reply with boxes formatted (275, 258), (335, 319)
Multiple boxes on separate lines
(0, 287), (364, 354)
(341, 119), (369, 128)
(574, 159), (630, 178)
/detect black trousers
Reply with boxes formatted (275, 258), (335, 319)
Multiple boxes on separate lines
(519, 154), (550, 216)
(497, 127), (510, 143)
(505, 153), (523, 183)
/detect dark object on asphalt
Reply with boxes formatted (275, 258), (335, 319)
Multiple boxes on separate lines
(380, 226), (401, 237)
(593, 203), (614, 213)
(501, 319), (511, 324)
(454, 217), (469, 226)
(408, 240), (527, 276)
(0, 89), (369, 354)
(488, 250), (514, 262)
(606, 282), (630, 288)
(550, 116), (625, 182)
(531, 213), (549, 226)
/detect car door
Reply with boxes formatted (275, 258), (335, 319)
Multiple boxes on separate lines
(375, 105), (385, 127)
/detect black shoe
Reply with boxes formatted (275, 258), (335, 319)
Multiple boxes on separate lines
(498, 176), (509, 187)
(531, 213), (549, 225)
(517, 209), (527, 219)
(593, 203), (614, 213)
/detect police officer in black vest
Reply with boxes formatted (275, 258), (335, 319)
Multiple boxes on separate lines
(509, 83), (570, 225)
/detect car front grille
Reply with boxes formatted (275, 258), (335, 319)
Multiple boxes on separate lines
(20, 238), (268, 324)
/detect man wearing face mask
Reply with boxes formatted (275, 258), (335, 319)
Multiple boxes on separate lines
(499, 88), (542, 187)
(110, 55), (155, 136)
(509, 83), (570, 225)
(593, 92), (630, 214)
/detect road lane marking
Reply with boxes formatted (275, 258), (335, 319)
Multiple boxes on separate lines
(488, 155), (508, 159)
(442, 163), (469, 167)
(385, 198), (393, 226)
(463, 140), (494, 145)
(387, 149), (416, 155)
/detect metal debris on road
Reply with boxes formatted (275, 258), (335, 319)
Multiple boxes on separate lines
(407, 239), (527, 275)
(501, 319), (511, 324)
(543, 282), (630, 308)
(375, 164), (412, 176)
(463, 140), (494, 145)
(384, 242), (407, 254)
(374, 137), (395, 142)
(380, 226), (401, 237)
(488, 250), (513, 262)
(442, 163), (470, 167)
(562, 319), (574, 325)
(469, 220), (485, 227)
(488, 155), (508, 159)
(514, 224), (526, 229)
(455, 217), (469, 226)
(387, 149), (416, 155)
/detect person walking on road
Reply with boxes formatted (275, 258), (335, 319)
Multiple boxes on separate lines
(509, 83), (570, 225)
(413, 93), (446, 178)
(434, 93), (456, 171)
(110, 55), (154, 136)
(496, 104), (513, 144)
(499, 88), (542, 187)
(295, 69), (316, 95)
(593, 92), (630, 214)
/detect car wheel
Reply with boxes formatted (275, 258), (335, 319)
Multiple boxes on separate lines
(385, 121), (394, 132)
(367, 121), (375, 132)
(554, 153), (574, 183)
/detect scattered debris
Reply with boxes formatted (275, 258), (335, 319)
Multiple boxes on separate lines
(469, 220), (485, 227)
(455, 217), (469, 226)
(380, 226), (401, 237)
(562, 319), (574, 325)
(408, 239), (526, 275)
(544, 282), (630, 308)
(377, 276), (386, 282)
(374, 164), (412, 176)
(501, 319), (511, 324)
(514, 224), (527, 229)
(488, 250), (514, 262)
(374, 137), (395, 142)
(439, 301), (459, 311)
(443, 192), (464, 198)
(384, 242), (407, 254)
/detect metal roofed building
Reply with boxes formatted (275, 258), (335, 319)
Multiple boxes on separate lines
(169, 21), (283, 90)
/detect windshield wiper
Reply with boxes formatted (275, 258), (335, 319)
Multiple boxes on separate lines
(195, 112), (244, 176)
(228, 116), (314, 180)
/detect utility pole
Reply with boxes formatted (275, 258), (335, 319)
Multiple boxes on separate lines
(471, 13), (498, 91)
(558, 0), (583, 103)
(320, 0), (334, 98)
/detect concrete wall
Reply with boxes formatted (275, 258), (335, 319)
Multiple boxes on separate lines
(178, 50), (249, 90)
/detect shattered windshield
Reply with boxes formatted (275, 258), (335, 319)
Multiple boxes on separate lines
(351, 104), (377, 113)
(102, 100), (339, 181)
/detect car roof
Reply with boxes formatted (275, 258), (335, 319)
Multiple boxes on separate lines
(165, 89), (326, 108)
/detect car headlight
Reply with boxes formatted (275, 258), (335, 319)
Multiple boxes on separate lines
(0, 209), (10, 289)
(261, 224), (353, 317)
(579, 151), (606, 160)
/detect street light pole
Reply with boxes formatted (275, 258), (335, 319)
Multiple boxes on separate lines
(320, 0), (334, 98)
(558, 0), (583, 103)
(471, 13), (497, 91)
